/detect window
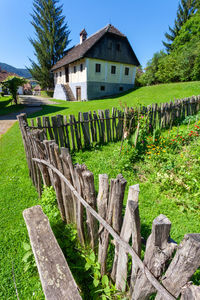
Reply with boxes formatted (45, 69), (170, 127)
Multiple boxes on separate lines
(119, 87), (124, 91)
(80, 64), (83, 72)
(56, 73), (58, 77)
(100, 86), (105, 91)
(74, 66), (76, 73)
(125, 67), (129, 76)
(60, 72), (62, 77)
(95, 63), (101, 73)
(116, 43), (121, 51)
(111, 66), (116, 74)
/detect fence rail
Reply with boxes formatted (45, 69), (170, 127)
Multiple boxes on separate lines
(18, 113), (200, 300)
(28, 95), (200, 151)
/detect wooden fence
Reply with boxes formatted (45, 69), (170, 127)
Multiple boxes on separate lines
(18, 113), (200, 299)
(28, 95), (200, 151)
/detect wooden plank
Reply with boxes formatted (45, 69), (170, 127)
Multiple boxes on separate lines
(93, 111), (100, 142)
(30, 118), (35, 128)
(97, 174), (109, 264)
(99, 178), (116, 275)
(51, 116), (59, 145)
(63, 116), (70, 150)
(98, 110), (105, 143)
(49, 143), (65, 221)
(32, 138), (51, 187)
(132, 215), (177, 300)
(181, 284), (200, 300)
(36, 117), (42, 128)
(32, 158), (176, 300)
(105, 109), (111, 142)
(23, 205), (82, 300)
(78, 112), (83, 148)
(83, 112), (91, 146)
(79, 112), (89, 147)
(60, 147), (76, 223)
(57, 115), (65, 147)
(128, 184), (141, 288)
(44, 116), (54, 140)
(73, 115), (81, 150)
(111, 174), (127, 282)
(82, 170), (98, 249)
(111, 107), (116, 141)
(155, 233), (200, 300)
(88, 111), (94, 144)
(74, 164), (86, 246)
(115, 185), (141, 291)
(69, 115), (75, 151)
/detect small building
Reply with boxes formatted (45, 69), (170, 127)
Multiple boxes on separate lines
(51, 24), (140, 101)
(0, 67), (24, 95)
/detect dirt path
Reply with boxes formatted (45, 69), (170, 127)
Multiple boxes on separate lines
(0, 95), (58, 138)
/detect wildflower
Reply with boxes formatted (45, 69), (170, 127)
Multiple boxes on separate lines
(163, 150), (166, 152)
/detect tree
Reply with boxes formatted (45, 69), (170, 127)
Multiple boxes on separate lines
(29, 0), (70, 89)
(163, 0), (197, 52)
(139, 51), (166, 86)
(2, 76), (27, 104)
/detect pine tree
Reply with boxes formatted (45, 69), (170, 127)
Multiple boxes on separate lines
(29, 0), (70, 89)
(162, 0), (197, 53)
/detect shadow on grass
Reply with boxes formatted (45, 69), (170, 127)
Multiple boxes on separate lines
(27, 105), (70, 118)
(0, 99), (12, 109)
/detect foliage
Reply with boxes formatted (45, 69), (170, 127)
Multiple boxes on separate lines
(40, 90), (54, 98)
(141, 11), (200, 86)
(2, 76), (26, 104)
(29, 0), (70, 89)
(22, 242), (36, 273)
(138, 51), (167, 86)
(162, 0), (197, 52)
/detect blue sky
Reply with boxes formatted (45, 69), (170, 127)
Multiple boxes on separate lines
(0, 0), (180, 69)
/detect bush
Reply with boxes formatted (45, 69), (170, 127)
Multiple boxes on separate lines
(41, 90), (54, 98)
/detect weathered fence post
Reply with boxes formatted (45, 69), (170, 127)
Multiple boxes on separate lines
(132, 214), (177, 300)
(155, 233), (200, 300)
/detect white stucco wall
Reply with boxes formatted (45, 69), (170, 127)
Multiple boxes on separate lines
(53, 59), (87, 85)
(86, 58), (137, 84)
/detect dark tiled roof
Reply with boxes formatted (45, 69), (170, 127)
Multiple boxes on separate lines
(51, 24), (127, 71)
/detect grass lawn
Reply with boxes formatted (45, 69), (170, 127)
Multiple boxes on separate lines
(0, 81), (200, 298)
(0, 96), (24, 116)
(30, 81), (200, 120)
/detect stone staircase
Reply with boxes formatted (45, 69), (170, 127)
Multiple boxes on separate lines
(62, 84), (76, 101)
(53, 84), (76, 101)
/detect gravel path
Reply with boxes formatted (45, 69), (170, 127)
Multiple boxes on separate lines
(0, 95), (58, 138)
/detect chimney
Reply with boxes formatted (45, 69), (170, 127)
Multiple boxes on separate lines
(80, 29), (87, 44)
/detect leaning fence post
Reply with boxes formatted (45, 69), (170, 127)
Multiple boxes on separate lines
(155, 233), (200, 300)
(132, 214), (177, 300)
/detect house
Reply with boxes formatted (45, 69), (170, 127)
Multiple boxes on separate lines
(51, 24), (140, 101)
(0, 67), (24, 95)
